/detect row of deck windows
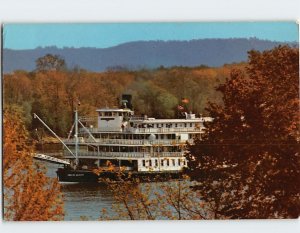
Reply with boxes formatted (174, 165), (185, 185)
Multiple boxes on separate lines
(92, 133), (175, 140)
(90, 133), (198, 140)
(99, 112), (132, 117)
(87, 146), (182, 153)
(142, 158), (186, 167)
(132, 122), (196, 128)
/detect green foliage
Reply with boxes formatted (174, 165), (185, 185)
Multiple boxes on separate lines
(186, 46), (300, 219)
(130, 80), (178, 118)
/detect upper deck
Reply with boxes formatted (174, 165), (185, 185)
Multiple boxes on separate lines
(80, 107), (212, 134)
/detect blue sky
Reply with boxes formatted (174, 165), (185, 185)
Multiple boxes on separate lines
(3, 22), (298, 50)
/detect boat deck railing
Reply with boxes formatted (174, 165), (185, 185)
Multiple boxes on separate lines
(126, 127), (204, 133)
(129, 116), (147, 121)
(79, 127), (204, 134)
(33, 153), (70, 165)
(63, 138), (194, 145)
(64, 151), (183, 159)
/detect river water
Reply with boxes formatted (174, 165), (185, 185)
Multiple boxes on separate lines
(45, 162), (116, 220)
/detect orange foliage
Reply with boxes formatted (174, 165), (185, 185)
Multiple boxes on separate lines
(3, 106), (64, 221)
(187, 46), (300, 219)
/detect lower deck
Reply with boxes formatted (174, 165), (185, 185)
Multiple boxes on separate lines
(67, 156), (187, 173)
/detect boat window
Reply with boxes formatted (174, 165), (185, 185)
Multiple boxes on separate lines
(172, 159), (175, 166)
(149, 160), (152, 167)
(167, 159), (169, 166)
(178, 159), (181, 166)
(119, 112), (122, 116)
(183, 160), (186, 166)
(161, 160), (164, 166)
(190, 123), (193, 127)
(184, 123), (187, 127)
(175, 123), (177, 127)
(155, 159), (158, 166)
(142, 160), (145, 167)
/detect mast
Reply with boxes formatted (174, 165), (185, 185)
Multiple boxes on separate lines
(74, 108), (79, 167)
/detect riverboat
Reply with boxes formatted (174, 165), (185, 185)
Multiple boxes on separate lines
(36, 95), (212, 182)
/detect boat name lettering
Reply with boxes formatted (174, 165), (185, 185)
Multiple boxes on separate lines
(67, 174), (85, 177)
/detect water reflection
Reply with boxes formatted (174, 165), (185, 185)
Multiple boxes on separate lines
(61, 182), (115, 220)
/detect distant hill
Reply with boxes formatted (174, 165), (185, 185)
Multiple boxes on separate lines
(3, 38), (297, 73)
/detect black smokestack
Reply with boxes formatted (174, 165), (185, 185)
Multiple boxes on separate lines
(121, 94), (132, 109)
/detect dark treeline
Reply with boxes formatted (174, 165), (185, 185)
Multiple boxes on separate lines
(4, 38), (293, 73)
(3, 62), (244, 137)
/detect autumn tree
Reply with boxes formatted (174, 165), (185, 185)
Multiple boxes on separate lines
(186, 46), (300, 219)
(3, 106), (64, 220)
(151, 66), (229, 114)
(99, 175), (211, 220)
(35, 54), (66, 72)
(3, 71), (33, 105)
(31, 71), (71, 135)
